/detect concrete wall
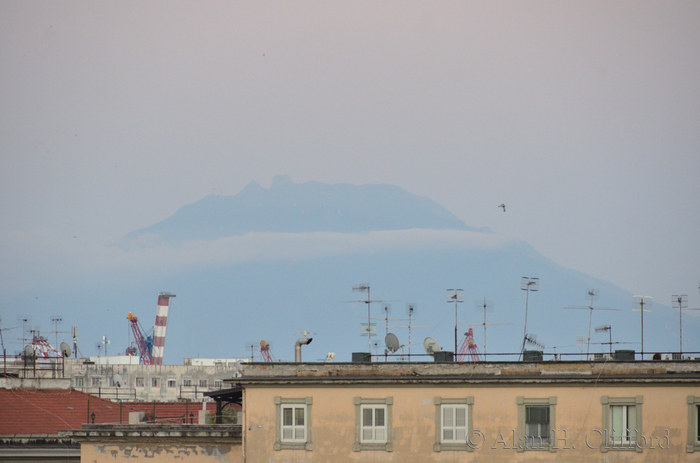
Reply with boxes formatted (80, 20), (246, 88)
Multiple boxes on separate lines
(80, 443), (241, 463)
(243, 382), (700, 463)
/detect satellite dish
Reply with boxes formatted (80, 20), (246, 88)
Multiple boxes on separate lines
(385, 333), (400, 353)
(423, 337), (440, 355)
(60, 342), (72, 358)
(24, 345), (35, 361)
(113, 374), (123, 388)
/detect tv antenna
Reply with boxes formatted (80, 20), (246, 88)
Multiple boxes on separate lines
(423, 337), (440, 356)
(382, 304), (391, 335)
(632, 295), (652, 359)
(519, 277), (539, 359)
(49, 316), (66, 349)
(348, 284), (388, 355)
(564, 289), (620, 358)
(524, 334), (545, 350)
(406, 303), (416, 359)
(16, 316), (31, 349)
(473, 297), (511, 358)
(672, 294), (700, 356)
(0, 318), (19, 353)
(595, 325), (613, 356)
(101, 335), (110, 356)
(244, 341), (256, 361)
(446, 289), (464, 355)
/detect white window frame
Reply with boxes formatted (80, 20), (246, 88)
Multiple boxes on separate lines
(152, 377), (160, 388)
(353, 397), (392, 452)
(516, 396), (556, 452)
(361, 404), (388, 443)
(167, 379), (176, 388)
(74, 377), (84, 388)
(434, 397), (474, 452)
(91, 377), (102, 387)
(135, 377), (145, 387)
(183, 378), (192, 387)
(601, 396), (643, 453)
(199, 379), (208, 388)
(687, 396), (700, 453)
(274, 397), (312, 451)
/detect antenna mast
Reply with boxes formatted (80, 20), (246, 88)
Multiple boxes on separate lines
(520, 277), (539, 359)
(632, 295), (652, 360)
(406, 304), (416, 360)
(446, 289), (464, 355)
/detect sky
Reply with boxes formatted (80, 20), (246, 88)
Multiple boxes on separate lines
(1, 2), (699, 337)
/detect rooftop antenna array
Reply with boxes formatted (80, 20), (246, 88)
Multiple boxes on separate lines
(520, 277), (539, 359)
(595, 325), (612, 356)
(564, 289), (620, 358)
(472, 297), (511, 359)
(350, 283), (386, 356)
(446, 289), (464, 355)
(672, 294), (700, 356)
(632, 295), (652, 359)
(383, 304), (391, 336)
(16, 316), (30, 349)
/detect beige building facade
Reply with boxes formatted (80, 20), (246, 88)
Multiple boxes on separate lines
(235, 361), (700, 463)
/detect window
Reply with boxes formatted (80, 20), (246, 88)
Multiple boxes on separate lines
(167, 379), (176, 388)
(91, 377), (102, 387)
(183, 379), (192, 387)
(434, 397), (474, 451)
(601, 396), (642, 453)
(526, 406), (550, 446)
(215, 379), (223, 389)
(136, 377), (145, 387)
(516, 396), (556, 452)
(74, 377), (84, 388)
(152, 377), (160, 388)
(199, 379), (207, 387)
(274, 397), (312, 451)
(353, 397), (392, 452)
(687, 396), (700, 453)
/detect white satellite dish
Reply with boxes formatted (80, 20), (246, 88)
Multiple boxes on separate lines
(423, 337), (440, 355)
(24, 345), (35, 362)
(113, 374), (124, 388)
(385, 333), (400, 353)
(60, 342), (72, 358)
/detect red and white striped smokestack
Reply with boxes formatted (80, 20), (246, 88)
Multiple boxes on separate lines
(152, 292), (175, 365)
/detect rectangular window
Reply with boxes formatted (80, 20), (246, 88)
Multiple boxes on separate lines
(281, 405), (307, 442)
(152, 377), (160, 388)
(526, 405), (550, 446)
(611, 404), (636, 445)
(601, 396), (642, 453)
(167, 379), (176, 388)
(353, 397), (393, 452)
(74, 377), (84, 388)
(136, 377), (145, 387)
(274, 397), (313, 451)
(442, 405), (468, 443)
(91, 377), (101, 387)
(516, 396), (556, 452)
(183, 379), (192, 387)
(434, 397), (474, 452)
(361, 405), (387, 443)
(215, 379), (223, 389)
(199, 379), (207, 387)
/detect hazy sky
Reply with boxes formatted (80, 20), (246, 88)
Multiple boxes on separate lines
(1, 2), (699, 314)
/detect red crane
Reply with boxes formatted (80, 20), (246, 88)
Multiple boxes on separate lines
(127, 312), (154, 365)
(457, 327), (481, 362)
(260, 340), (275, 362)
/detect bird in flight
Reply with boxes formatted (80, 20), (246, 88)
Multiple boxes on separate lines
(498, 204), (506, 212)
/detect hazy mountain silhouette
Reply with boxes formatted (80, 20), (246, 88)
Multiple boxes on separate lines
(122, 175), (471, 245)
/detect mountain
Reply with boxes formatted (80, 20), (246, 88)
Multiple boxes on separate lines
(122, 175), (470, 245)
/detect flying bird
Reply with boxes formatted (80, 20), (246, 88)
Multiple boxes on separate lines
(498, 204), (506, 212)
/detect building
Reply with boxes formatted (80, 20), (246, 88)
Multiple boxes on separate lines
(226, 359), (700, 462)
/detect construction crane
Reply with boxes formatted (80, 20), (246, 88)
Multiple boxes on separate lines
(125, 292), (176, 365)
(456, 327), (481, 362)
(260, 340), (275, 362)
(127, 312), (154, 365)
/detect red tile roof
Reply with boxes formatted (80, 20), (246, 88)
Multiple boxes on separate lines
(0, 389), (137, 434)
